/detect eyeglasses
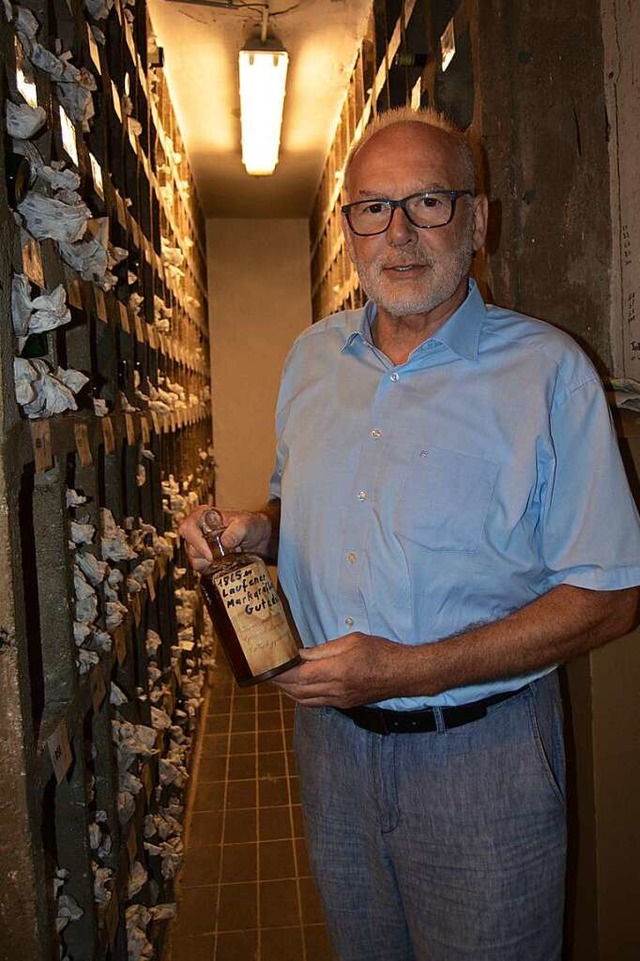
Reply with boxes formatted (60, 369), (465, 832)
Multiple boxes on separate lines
(341, 189), (474, 236)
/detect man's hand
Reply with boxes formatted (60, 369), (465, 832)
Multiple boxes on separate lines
(270, 584), (639, 707)
(271, 632), (412, 708)
(179, 505), (274, 571)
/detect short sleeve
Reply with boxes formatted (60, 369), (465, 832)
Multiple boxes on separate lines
(540, 379), (640, 590)
(268, 343), (297, 503)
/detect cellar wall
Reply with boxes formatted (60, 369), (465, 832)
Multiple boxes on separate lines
(207, 218), (312, 512)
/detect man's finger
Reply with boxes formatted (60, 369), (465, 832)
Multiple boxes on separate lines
(182, 528), (213, 562)
(298, 638), (352, 660)
(219, 516), (249, 550)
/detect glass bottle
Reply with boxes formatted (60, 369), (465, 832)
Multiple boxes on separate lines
(198, 510), (301, 686)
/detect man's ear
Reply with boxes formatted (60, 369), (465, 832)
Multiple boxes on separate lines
(472, 194), (489, 252)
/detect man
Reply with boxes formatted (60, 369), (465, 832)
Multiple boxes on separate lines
(181, 107), (640, 960)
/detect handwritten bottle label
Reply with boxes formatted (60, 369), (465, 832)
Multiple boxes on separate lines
(213, 561), (298, 676)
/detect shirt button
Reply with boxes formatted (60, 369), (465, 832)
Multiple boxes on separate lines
(346, 552), (357, 564)
(345, 616), (354, 627)
(357, 490), (367, 501)
(370, 429), (381, 439)
(390, 372), (399, 382)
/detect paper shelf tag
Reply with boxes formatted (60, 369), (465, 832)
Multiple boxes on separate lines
(66, 278), (82, 309)
(15, 38), (38, 108)
(74, 423), (93, 467)
(132, 593), (142, 626)
(115, 190), (127, 228)
(31, 421), (53, 473)
(87, 25), (102, 74)
(143, 764), (153, 801)
(124, 413), (137, 446)
(102, 416), (115, 455)
(111, 81), (122, 123)
(21, 231), (45, 287)
(165, 692), (175, 718)
(135, 313), (146, 344)
(137, 57), (147, 96)
(118, 301), (130, 333)
(94, 286), (107, 322)
(124, 20), (136, 60)
(89, 153), (104, 200)
(107, 891), (119, 945)
(48, 719), (73, 784)
(115, 625), (127, 664)
(59, 104), (78, 167)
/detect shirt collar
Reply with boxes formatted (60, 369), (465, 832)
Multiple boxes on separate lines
(341, 279), (485, 362)
(342, 302), (376, 352)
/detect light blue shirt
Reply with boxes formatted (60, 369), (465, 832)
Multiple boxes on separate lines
(270, 281), (640, 709)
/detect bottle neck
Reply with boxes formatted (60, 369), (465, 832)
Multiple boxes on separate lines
(203, 527), (226, 559)
(201, 509), (228, 560)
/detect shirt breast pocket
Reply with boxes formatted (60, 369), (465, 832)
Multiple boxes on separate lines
(395, 445), (499, 553)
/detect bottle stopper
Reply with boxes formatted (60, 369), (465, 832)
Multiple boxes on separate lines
(201, 509), (225, 536)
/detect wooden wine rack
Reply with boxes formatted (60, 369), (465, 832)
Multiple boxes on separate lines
(0, 1), (213, 958)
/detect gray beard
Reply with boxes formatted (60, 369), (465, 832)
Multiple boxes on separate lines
(353, 241), (474, 318)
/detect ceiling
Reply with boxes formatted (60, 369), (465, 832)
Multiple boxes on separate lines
(146, 0), (372, 219)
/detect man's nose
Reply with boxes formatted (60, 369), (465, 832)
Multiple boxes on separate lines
(386, 205), (416, 243)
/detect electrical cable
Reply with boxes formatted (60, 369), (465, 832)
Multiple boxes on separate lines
(166, 0), (300, 15)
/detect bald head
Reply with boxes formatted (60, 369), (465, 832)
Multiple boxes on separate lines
(343, 107), (476, 200)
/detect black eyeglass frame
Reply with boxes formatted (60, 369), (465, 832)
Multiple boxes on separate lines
(341, 189), (475, 236)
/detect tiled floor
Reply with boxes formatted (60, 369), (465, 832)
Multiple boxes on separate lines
(168, 655), (336, 961)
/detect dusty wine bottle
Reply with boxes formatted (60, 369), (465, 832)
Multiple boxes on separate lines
(393, 52), (428, 68)
(198, 510), (301, 686)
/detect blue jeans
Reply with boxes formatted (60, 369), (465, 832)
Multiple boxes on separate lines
(294, 673), (566, 961)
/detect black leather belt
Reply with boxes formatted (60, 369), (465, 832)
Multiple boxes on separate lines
(336, 685), (528, 735)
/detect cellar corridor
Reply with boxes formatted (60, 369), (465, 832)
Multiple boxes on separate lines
(167, 653), (334, 961)
(2, 1), (640, 959)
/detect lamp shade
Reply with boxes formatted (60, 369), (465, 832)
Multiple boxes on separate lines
(239, 43), (289, 176)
